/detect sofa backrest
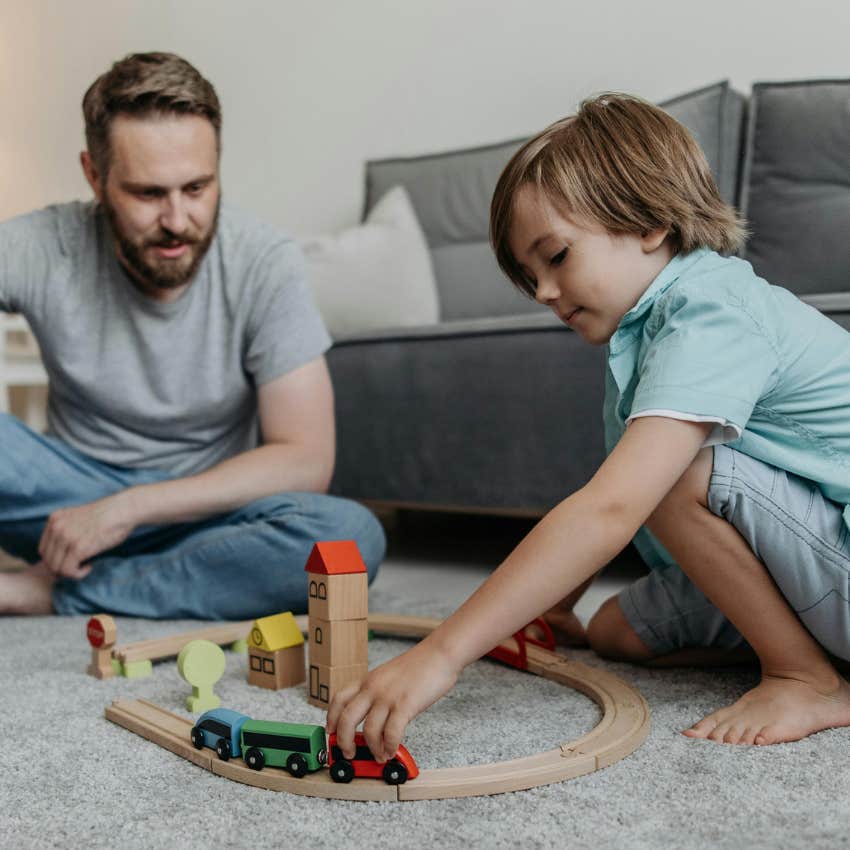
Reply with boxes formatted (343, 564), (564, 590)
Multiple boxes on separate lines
(364, 81), (746, 321)
(739, 79), (850, 297)
(365, 138), (531, 320)
(661, 82), (746, 208)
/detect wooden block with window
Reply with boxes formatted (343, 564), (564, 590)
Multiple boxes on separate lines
(246, 611), (305, 690)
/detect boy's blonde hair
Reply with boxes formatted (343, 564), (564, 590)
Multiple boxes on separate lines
(490, 93), (747, 297)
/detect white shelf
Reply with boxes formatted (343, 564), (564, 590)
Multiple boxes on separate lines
(3, 361), (47, 385)
(2, 314), (48, 422)
(3, 314), (30, 332)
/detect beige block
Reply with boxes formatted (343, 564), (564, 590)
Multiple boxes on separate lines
(247, 644), (305, 690)
(308, 617), (368, 667)
(307, 573), (367, 621)
(307, 662), (367, 708)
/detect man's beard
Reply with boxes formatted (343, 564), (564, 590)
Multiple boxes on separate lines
(102, 194), (220, 291)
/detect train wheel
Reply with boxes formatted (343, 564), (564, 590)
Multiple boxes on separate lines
(382, 760), (408, 785)
(286, 753), (308, 778)
(245, 747), (265, 770)
(330, 760), (354, 783)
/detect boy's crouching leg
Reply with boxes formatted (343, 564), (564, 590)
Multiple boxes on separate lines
(645, 445), (850, 745)
(588, 577), (758, 668)
(587, 596), (654, 661)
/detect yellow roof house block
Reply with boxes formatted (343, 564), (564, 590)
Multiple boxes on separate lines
(249, 612), (304, 652)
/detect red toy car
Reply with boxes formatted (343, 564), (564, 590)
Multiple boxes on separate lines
(326, 732), (419, 785)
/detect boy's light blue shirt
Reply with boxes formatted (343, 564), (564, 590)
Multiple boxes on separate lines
(603, 248), (850, 572)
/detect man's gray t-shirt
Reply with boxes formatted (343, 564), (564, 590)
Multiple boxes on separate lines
(0, 201), (331, 476)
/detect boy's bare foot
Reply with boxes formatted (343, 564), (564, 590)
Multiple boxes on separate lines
(543, 605), (588, 648)
(0, 561), (55, 614)
(683, 672), (850, 745)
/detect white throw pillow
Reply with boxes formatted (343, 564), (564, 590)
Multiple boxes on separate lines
(301, 186), (439, 339)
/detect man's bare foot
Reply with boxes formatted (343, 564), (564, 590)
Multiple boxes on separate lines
(683, 672), (850, 745)
(0, 561), (55, 614)
(543, 605), (588, 648)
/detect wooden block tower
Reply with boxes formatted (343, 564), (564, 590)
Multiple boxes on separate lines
(305, 540), (368, 709)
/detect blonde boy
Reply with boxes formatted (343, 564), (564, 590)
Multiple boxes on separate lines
(329, 94), (850, 758)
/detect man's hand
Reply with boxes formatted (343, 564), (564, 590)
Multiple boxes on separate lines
(326, 640), (461, 764)
(39, 492), (137, 579)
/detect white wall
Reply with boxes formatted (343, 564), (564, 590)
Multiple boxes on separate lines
(2, 0), (848, 236)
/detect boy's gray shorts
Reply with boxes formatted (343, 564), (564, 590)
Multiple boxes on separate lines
(618, 444), (850, 660)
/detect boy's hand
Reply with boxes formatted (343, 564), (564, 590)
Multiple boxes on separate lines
(327, 640), (460, 764)
(38, 492), (137, 579)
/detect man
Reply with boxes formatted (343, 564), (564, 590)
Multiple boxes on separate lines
(0, 52), (385, 618)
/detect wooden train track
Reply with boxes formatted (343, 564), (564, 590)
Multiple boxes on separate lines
(113, 621), (253, 665)
(105, 612), (650, 801)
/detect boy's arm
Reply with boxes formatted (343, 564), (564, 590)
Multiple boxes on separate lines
(327, 415), (712, 762)
(37, 357), (335, 578)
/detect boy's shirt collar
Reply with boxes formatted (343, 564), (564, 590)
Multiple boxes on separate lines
(611, 248), (711, 346)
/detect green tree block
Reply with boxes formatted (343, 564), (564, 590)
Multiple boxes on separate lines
(178, 639), (226, 714)
(186, 689), (221, 713)
(230, 638), (247, 654)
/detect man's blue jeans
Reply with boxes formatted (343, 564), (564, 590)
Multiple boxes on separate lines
(0, 414), (385, 619)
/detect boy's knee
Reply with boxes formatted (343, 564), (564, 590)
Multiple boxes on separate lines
(587, 596), (654, 662)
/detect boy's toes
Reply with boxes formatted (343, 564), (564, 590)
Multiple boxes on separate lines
(753, 724), (783, 746)
(722, 726), (747, 745)
(739, 727), (758, 746)
(708, 722), (732, 743)
(682, 716), (718, 739)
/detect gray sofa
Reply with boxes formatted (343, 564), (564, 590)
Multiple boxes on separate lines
(327, 79), (850, 516)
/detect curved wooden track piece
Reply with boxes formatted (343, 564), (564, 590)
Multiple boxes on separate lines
(105, 613), (650, 801)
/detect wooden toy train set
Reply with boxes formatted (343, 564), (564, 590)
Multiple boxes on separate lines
(90, 541), (650, 802)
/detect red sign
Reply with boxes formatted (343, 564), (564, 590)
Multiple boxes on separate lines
(87, 617), (105, 648)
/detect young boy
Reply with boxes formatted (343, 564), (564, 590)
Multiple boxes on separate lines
(328, 93), (850, 760)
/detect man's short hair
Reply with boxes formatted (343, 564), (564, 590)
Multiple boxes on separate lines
(82, 52), (222, 176)
(490, 93), (747, 298)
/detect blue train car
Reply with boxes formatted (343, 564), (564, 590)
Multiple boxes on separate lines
(190, 708), (251, 761)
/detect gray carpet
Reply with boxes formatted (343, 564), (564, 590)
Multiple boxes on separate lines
(3, 582), (850, 850)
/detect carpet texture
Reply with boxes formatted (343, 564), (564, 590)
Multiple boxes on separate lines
(2, 588), (849, 850)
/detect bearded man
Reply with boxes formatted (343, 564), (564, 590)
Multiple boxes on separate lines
(0, 52), (384, 618)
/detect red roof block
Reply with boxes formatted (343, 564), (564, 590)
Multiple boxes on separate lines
(304, 540), (367, 575)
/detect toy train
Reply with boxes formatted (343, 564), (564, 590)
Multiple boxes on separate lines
(190, 708), (419, 785)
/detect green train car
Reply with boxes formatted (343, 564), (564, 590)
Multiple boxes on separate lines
(240, 719), (327, 777)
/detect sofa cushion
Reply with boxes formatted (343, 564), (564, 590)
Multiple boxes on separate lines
(364, 81), (746, 322)
(365, 138), (535, 321)
(301, 186), (439, 339)
(739, 79), (850, 298)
